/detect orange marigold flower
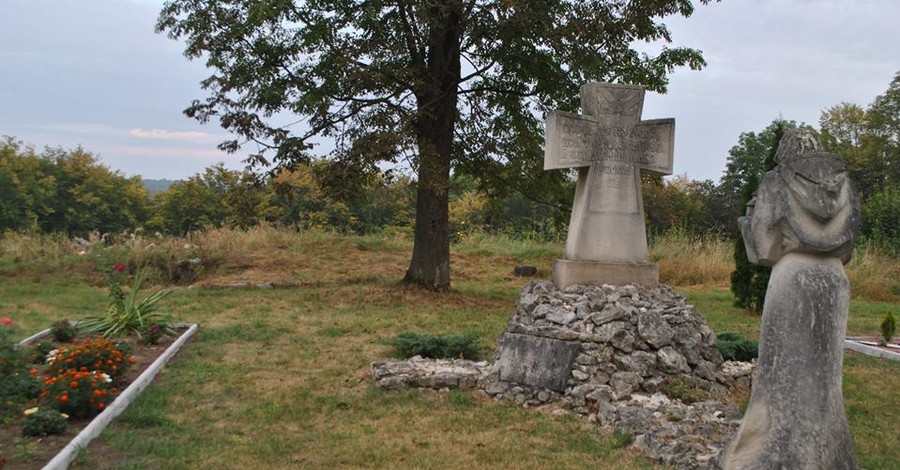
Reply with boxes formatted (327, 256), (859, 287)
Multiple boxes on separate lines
(70, 381), (79, 388)
(97, 403), (105, 410)
(128, 357), (136, 365)
(59, 396), (68, 404)
(93, 390), (103, 397)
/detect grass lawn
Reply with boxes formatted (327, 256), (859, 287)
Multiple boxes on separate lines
(0, 229), (897, 469)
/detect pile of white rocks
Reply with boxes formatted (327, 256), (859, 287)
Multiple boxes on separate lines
(481, 281), (738, 409)
(371, 281), (756, 469)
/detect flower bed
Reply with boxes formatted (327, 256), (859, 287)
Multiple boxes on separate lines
(0, 263), (198, 468)
(0, 323), (196, 469)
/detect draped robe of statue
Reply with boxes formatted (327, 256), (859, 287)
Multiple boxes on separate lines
(721, 129), (860, 469)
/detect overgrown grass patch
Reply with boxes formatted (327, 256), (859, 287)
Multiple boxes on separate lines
(0, 229), (896, 468)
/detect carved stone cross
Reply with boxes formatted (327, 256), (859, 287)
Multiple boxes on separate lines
(544, 82), (674, 288)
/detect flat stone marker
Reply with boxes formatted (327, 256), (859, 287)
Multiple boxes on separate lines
(545, 82), (674, 288)
(495, 333), (580, 392)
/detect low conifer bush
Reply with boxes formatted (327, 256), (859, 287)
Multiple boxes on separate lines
(716, 331), (759, 362)
(386, 332), (480, 360)
(880, 311), (896, 345)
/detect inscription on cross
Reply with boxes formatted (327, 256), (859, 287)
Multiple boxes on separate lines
(544, 82), (675, 288)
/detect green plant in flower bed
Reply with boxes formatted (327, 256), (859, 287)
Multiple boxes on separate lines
(0, 318), (41, 416)
(79, 270), (176, 341)
(27, 340), (56, 365)
(50, 320), (78, 343)
(21, 408), (68, 437)
(40, 368), (118, 419)
(45, 337), (136, 381)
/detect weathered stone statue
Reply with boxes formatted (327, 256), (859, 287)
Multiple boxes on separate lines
(721, 129), (860, 469)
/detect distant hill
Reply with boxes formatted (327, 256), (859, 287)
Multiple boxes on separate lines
(142, 178), (177, 194)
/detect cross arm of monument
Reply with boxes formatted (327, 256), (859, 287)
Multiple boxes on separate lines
(544, 110), (675, 176)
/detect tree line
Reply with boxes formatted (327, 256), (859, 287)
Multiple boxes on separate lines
(2, 66), (897, 257)
(0, 138), (560, 239)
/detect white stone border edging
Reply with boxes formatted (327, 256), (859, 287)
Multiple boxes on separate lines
(38, 323), (199, 470)
(844, 339), (900, 361)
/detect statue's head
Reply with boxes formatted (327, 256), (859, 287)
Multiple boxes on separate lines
(774, 128), (821, 164)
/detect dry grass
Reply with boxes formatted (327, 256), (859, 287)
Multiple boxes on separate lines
(651, 233), (733, 289)
(3, 227), (897, 302)
(1, 228), (897, 469)
(846, 244), (900, 301)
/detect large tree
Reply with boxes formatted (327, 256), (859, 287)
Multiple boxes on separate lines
(157, 0), (716, 290)
(820, 71), (900, 200)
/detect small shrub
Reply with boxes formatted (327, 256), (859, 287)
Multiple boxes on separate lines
(51, 320), (78, 343)
(40, 369), (117, 419)
(21, 408), (68, 437)
(386, 332), (480, 360)
(1, 318), (40, 412)
(716, 331), (759, 362)
(880, 311), (896, 345)
(140, 324), (164, 345)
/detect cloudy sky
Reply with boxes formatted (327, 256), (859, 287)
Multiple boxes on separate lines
(1, 0), (898, 181)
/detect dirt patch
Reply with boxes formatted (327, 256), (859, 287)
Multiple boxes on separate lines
(0, 331), (184, 469)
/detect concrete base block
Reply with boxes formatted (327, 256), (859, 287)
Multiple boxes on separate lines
(552, 258), (659, 289)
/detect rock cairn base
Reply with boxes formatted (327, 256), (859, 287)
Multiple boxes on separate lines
(371, 281), (755, 469)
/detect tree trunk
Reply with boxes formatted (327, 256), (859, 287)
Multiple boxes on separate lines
(405, 136), (452, 290)
(403, 1), (462, 291)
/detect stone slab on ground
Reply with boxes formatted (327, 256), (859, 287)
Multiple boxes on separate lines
(494, 333), (580, 392)
(371, 356), (488, 391)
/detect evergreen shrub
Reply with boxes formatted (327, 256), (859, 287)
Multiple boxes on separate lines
(716, 331), (759, 362)
(386, 332), (480, 360)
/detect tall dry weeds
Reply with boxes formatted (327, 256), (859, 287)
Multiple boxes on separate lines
(847, 244), (900, 301)
(652, 232), (732, 288)
(2, 228), (898, 301)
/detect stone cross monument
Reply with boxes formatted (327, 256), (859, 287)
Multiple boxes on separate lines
(545, 82), (674, 289)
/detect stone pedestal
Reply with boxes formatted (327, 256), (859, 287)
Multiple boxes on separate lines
(552, 259), (659, 290)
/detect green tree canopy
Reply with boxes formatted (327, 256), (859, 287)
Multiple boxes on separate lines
(819, 71), (900, 250)
(0, 138), (150, 235)
(157, 0), (717, 290)
(820, 71), (900, 200)
(723, 120), (789, 311)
